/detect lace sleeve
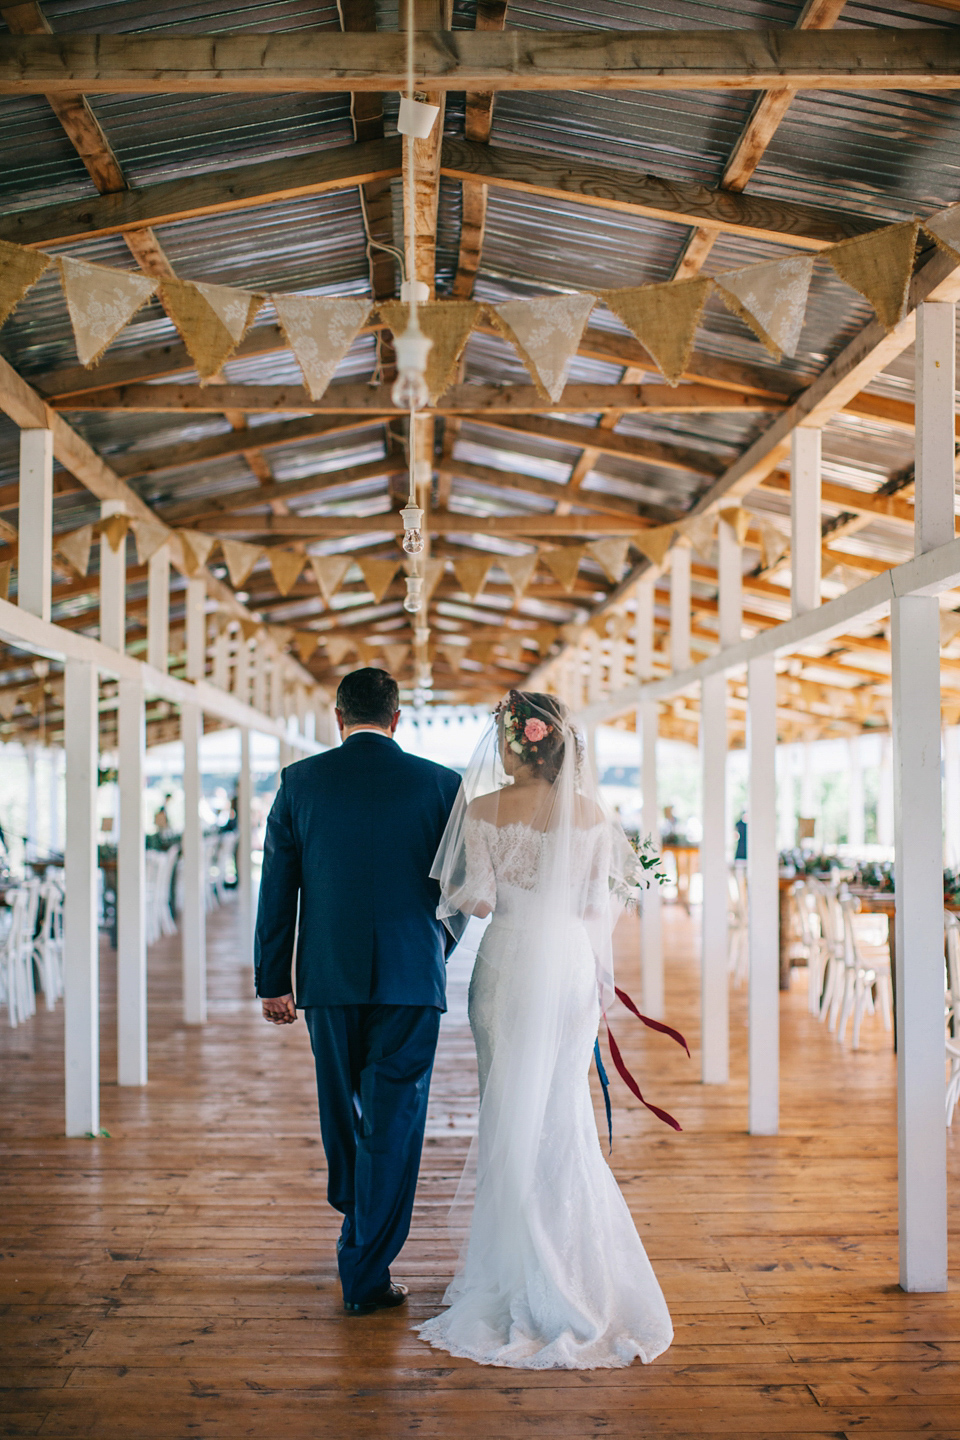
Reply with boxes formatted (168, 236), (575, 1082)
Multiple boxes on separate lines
(585, 825), (614, 918)
(462, 819), (497, 914)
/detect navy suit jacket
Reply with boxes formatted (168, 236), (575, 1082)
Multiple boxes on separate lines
(254, 733), (462, 1011)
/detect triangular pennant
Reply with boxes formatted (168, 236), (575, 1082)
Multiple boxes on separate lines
(270, 625), (294, 650)
(294, 631), (319, 665)
(500, 631), (525, 662)
(471, 638), (496, 666)
(539, 545), (584, 592)
(500, 550), (539, 598)
(239, 617), (260, 642)
(102, 514), (130, 554)
(131, 516), (170, 567)
(57, 257), (156, 368)
(272, 293), (371, 401)
(587, 537), (631, 585)
(678, 512), (716, 562)
(452, 553), (493, 600)
(533, 625), (556, 654)
(355, 639), (377, 666)
(220, 537), (263, 589)
(268, 548), (306, 597)
(324, 635), (355, 666)
(438, 641), (463, 674)
(715, 255), (814, 361)
(718, 506), (751, 546)
(923, 204), (960, 266)
(358, 557), (399, 604)
(0, 687), (18, 721)
(600, 278), (712, 386)
(55, 524), (94, 577)
(421, 556), (446, 602)
(0, 240), (51, 329)
(634, 525), (676, 568)
(180, 529), (217, 575)
(489, 294), (596, 403)
(759, 517), (789, 571)
(311, 554), (352, 605)
(381, 643), (410, 674)
(824, 221), (920, 332)
(160, 278), (262, 381)
(380, 300), (482, 403)
(0, 560), (11, 603)
(940, 611), (960, 646)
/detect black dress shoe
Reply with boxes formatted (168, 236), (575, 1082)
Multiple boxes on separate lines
(343, 1282), (408, 1315)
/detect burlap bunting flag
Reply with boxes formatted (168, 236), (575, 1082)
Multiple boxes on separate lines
(719, 506), (751, 545)
(102, 514), (131, 554)
(420, 556), (446, 602)
(940, 611), (960, 646)
(500, 632), (526, 662)
(759, 517), (789, 571)
(180, 529), (217, 575)
(269, 548), (305, 597)
(923, 203), (960, 265)
(239, 618), (259, 642)
(539, 545), (584, 592)
(359, 557), (399, 604)
(324, 635), (355, 666)
(270, 625), (295, 650)
(678, 512), (716, 562)
(56, 524), (94, 577)
(220, 537), (263, 589)
(438, 640), (464, 675)
(715, 255), (814, 361)
(587, 537), (631, 585)
(824, 221), (920, 332)
(452, 553), (493, 600)
(272, 293), (371, 401)
(471, 638), (496, 666)
(131, 516), (170, 567)
(500, 550), (539, 598)
(57, 257), (156, 368)
(160, 278), (262, 381)
(634, 525), (676, 568)
(533, 625), (556, 654)
(294, 631), (319, 665)
(380, 301), (482, 404)
(381, 643), (410, 674)
(0, 560), (11, 603)
(311, 554), (352, 605)
(560, 622), (585, 645)
(601, 278), (712, 386)
(0, 240), (51, 329)
(489, 294), (596, 403)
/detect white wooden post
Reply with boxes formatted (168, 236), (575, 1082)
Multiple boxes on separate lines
(117, 675), (147, 1086)
(847, 735), (865, 851)
(877, 733), (894, 849)
(18, 428), (53, 622)
(185, 577), (206, 681)
(891, 298), (953, 1293)
(63, 659), (99, 1137)
(180, 701), (206, 1025)
(670, 545), (691, 672)
(270, 653), (284, 720)
(49, 746), (62, 855)
(634, 573), (655, 682)
(640, 698), (663, 1018)
(238, 727), (253, 959)
(212, 626), (231, 690)
(747, 652), (779, 1135)
(801, 742), (816, 824)
(25, 743), (37, 860)
(777, 742), (794, 851)
(791, 428), (821, 618)
(252, 646), (268, 715)
(147, 543), (170, 673)
(700, 670), (729, 1084)
(944, 726), (960, 869)
(234, 636), (252, 707)
(718, 517), (742, 649)
(99, 500), (127, 653)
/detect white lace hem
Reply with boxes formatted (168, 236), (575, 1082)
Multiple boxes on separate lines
(415, 1314), (671, 1370)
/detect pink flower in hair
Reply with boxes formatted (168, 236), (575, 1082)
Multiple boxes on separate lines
(524, 718), (549, 743)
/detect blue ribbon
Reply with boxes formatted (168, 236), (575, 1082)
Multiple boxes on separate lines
(594, 1036), (613, 1153)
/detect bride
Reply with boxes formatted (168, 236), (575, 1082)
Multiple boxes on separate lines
(417, 690), (674, 1370)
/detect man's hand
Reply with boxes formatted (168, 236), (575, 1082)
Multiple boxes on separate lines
(261, 994), (297, 1025)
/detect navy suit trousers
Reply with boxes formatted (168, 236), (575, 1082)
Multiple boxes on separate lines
(304, 1003), (441, 1305)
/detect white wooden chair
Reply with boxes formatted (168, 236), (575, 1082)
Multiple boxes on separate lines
(33, 877), (64, 1011)
(945, 912), (960, 1127)
(787, 880), (828, 1016)
(836, 892), (892, 1049)
(214, 832), (239, 905)
(811, 880), (847, 1028)
(1, 886), (37, 1026)
(203, 833), (221, 911)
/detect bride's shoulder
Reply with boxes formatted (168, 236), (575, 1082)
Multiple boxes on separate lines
(465, 793), (500, 826)
(573, 793), (606, 830)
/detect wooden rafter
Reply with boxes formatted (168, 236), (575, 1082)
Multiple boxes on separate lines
(339, 0), (399, 311)
(452, 0), (508, 301)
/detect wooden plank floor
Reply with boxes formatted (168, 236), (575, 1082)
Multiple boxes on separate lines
(1, 900), (959, 1439)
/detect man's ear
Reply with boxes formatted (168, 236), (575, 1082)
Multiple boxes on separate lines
(390, 709), (401, 735)
(335, 708), (345, 734)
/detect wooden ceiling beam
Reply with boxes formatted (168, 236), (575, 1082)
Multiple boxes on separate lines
(466, 411), (727, 477)
(2, 29), (958, 94)
(453, 0), (509, 300)
(196, 512), (653, 538)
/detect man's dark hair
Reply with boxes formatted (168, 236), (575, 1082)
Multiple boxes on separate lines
(336, 668), (400, 729)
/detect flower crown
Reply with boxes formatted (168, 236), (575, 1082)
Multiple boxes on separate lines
(494, 691), (555, 766)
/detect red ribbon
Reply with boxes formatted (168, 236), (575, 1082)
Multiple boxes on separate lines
(602, 985), (689, 1133)
(615, 985), (691, 1057)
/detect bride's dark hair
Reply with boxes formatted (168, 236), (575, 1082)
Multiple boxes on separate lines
(499, 690), (570, 784)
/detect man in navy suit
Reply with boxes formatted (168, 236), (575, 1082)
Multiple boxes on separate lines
(255, 668), (462, 1314)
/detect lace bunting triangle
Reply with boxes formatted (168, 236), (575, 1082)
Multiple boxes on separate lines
(220, 537), (263, 590)
(311, 554), (352, 605)
(160, 278), (262, 381)
(58, 257), (156, 367)
(272, 293), (371, 401)
(715, 255), (814, 360)
(489, 294), (596, 403)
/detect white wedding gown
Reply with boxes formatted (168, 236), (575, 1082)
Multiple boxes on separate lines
(418, 817), (674, 1370)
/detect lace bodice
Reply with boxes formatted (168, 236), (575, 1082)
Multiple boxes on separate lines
(462, 817), (611, 920)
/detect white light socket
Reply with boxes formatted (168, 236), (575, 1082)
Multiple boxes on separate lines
(398, 96), (440, 139)
(400, 279), (430, 303)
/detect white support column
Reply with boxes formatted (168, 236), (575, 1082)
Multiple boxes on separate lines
(233, 636), (252, 707)
(585, 630), (603, 704)
(270, 654), (284, 721)
(147, 543), (170, 673)
(185, 578), (206, 681)
(212, 626), (231, 690)
(670, 545), (691, 673)
(747, 652), (779, 1135)
(252, 647), (268, 714)
(99, 500), (127, 653)
(877, 733), (894, 849)
(915, 302), (957, 555)
(18, 428), (53, 622)
(48, 746), (62, 855)
(640, 698), (663, 1018)
(847, 735), (865, 851)
(63, 659), (99, 1138)
(25, 744), (37, 860)
(634, 573), (655, 682)
(700, 671), (729, 1085)
(801, 741), (816, 822)
(117, 676), (147, 1087)
(180, 702), (206, 1026)
(892, 595), (947, 1291)
(718, 517), (742, 649)
(238, 727), (253, 961)
(776, 741), (794, 852)
(944, 726), (960, 869)
(791, 427), (821, 618)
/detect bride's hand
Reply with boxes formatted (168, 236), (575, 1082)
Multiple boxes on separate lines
(261, 994), (297, 1024)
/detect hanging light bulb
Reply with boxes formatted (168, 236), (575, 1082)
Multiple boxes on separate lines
(400, 499), (424, 555)
(391, 317), (432, 412)
(403, 574), (423, 613)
